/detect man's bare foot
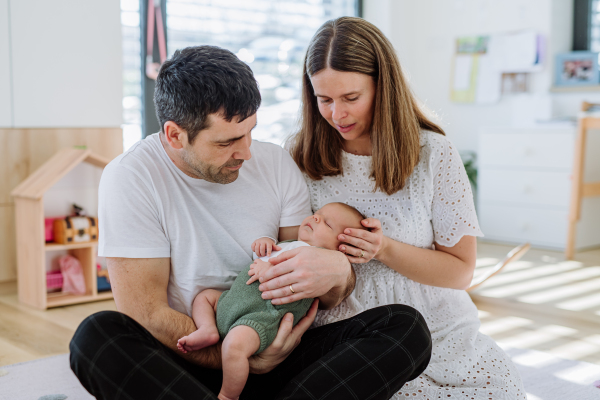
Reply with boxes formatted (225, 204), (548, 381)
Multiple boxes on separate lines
(177, 326), (220, 353)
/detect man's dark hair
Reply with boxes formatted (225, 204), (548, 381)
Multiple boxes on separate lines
(154, 46), (261, 144)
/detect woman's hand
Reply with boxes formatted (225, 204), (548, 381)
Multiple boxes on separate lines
(257, 246), (351, 307)
(338, 218), (387, 264)
(249, 299), (318, 374)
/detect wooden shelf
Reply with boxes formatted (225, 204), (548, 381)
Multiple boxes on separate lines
(550, 85), (600, 93)
(46, 290), (113, 308)
(45, 242), (98, 251)
(11, 148), (112, 310)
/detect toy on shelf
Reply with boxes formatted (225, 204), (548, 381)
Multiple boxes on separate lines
(53, 216), (98, 244)
(97, 264), (111, 292)
(45, 217), (65, 242)
(59, 255), (86, 295)
(46, 271), (63, 292)
(52, 204), (98, 244)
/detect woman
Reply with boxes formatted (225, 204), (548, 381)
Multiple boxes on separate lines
(287, 17), (526, 399)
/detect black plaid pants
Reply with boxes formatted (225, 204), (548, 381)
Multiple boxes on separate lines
(70, 304), (431, 400)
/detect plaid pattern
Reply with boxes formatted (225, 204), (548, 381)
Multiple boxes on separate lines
(70, 305), (431, 400)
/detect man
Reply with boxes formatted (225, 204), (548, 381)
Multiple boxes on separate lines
(70, 46), (431, 400)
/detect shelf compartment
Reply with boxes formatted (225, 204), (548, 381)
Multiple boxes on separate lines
(46, 290), (113, 308)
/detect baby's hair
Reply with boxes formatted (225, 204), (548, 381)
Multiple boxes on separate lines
(323, 202), (369, 230)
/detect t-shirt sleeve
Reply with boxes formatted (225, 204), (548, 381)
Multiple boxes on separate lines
(278, 150), (312, 227)
(429, 135), (484, 247)
(98, 161), (170, 258)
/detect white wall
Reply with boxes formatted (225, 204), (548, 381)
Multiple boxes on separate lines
(364, 0), (591, 152)
(0, 0), (12, 127)
(43, 163), (103, 218)
(7, 0), (122, 128)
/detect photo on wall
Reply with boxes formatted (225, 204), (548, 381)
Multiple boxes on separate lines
(555, 51), (600, 87)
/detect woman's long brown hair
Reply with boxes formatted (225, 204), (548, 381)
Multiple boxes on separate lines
(288, 17), (445, 195)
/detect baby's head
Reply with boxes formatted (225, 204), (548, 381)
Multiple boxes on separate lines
(298, 202), (366, 251)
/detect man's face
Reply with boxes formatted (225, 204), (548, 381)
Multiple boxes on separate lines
(181, 113), (257, 184)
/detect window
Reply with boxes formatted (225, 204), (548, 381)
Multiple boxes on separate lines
(590, 0), (600, 52)
(121, 0), (143, 151)
(573, 0), (600, 53)
(121, 0), (359, 150)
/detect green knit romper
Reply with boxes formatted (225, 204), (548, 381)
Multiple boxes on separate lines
(215, 243), (314, 354)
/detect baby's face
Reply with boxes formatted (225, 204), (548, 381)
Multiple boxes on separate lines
(298, 203), (364, 250)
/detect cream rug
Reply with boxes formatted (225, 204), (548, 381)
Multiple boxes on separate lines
(0, 348), (599, 399)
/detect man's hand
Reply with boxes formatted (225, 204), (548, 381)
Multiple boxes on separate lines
(247, 259), (273, 285)
(258, 247), (354, 309)
(249, 299), (319, 374)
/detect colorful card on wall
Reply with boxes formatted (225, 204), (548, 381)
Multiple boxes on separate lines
(451, 31), (543, 104)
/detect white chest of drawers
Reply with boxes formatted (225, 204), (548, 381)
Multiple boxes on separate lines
(478, 127), (600, 250)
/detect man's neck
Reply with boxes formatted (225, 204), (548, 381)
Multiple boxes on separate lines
(159, 133), (201, 179)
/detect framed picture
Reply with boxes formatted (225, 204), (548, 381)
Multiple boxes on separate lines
(555, 51), (599, 87)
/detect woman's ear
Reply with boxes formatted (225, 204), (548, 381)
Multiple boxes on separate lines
(163, 121), (187, 150)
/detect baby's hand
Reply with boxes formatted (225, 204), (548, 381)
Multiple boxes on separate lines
(247, 259), (272, 285)
(251, 237), (281, 257)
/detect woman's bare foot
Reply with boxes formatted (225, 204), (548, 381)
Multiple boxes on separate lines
(177, 326), (220, 353)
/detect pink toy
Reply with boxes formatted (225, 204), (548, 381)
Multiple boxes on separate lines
(59, 255), (86, 295)
(46, 271), (63, 291)
(44, 216), (66, 242)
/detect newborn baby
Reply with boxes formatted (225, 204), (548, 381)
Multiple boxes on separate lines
(177, 202), (366, 400)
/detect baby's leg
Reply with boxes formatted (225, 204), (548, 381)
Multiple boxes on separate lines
(218, 325), (261, 400)
(177, 289), (221, 353)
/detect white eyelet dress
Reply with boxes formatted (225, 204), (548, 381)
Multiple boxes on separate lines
(305, 131), (526, 399)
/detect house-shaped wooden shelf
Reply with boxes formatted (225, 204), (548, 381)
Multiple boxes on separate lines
(10, 148), (113, 309)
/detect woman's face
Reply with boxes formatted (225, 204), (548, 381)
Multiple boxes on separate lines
(310, 68), (376, 145)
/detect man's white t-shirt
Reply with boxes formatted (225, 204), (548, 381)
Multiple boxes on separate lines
(98, 133), (312, 316)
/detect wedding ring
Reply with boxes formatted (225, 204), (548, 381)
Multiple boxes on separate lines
(289, 284), (295, 294)
(360, 250), (365, 258)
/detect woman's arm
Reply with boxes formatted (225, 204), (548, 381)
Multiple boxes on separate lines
(257, 246), (356, 309)
(339, 219), (477, 290)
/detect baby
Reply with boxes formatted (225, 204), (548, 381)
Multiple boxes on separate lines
(177, 202), (366, 400)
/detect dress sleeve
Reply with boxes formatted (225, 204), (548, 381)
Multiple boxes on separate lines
(430, 135), (483, 247)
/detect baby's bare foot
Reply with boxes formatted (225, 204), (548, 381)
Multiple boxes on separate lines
(177, 326), (220, 353)
(218, 392), (238, 400)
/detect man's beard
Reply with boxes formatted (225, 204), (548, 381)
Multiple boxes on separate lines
(181, 149), (243, 184)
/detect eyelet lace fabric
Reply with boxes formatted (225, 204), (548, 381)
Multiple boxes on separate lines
(305, 132), (525, 399)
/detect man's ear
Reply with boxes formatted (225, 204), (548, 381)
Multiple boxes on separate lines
(163, 121), (187, 150)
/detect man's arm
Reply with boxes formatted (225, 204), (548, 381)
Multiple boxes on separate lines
(107, 257), (222, 368)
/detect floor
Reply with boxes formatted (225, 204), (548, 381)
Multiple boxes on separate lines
(472, 242), (600, 366)
(1, 241), (600, 368)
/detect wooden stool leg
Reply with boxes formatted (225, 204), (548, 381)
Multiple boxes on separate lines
(566, 118), (587, 260)
(565, 219), (577, 260)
